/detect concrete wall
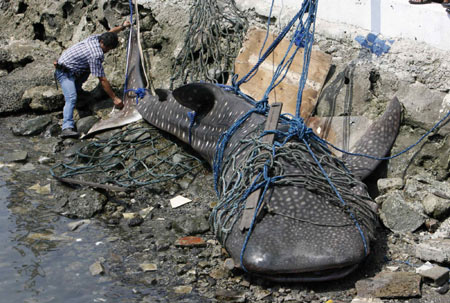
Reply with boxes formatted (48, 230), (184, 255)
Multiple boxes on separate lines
(236, 0), (450, 51)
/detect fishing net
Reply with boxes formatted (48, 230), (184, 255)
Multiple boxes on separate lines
(210, 125), (377, 245)
(169, 0), (248, 89)
(50, 124), (204, 189)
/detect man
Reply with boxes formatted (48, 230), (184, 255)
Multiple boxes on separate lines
(55, 20), (131, 138)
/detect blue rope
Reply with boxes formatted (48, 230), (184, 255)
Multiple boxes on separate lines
(317, 109), (450, 161)
(125, 87), (147, 104)
(123, 0), (134, 95)
(187, 111), (197, 145)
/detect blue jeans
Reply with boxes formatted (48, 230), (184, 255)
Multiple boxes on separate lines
(55, 69), (89, 130)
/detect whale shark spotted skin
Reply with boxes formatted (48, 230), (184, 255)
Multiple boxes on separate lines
(89, 28), (402, 281)
(135, 83), (401, 281)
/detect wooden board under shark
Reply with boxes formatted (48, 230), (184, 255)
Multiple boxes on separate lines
(233, 27), (332, 118)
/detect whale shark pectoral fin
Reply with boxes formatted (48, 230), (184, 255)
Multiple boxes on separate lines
(172, 83), (217, 115)
(342, 97), (402, 180)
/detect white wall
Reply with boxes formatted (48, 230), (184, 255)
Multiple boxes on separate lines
(236, 0), (450, 51)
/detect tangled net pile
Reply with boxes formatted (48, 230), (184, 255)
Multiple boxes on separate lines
(50, 125), (203, 189)
(210, 126), (378, 246)
(170, 0), (248, 89)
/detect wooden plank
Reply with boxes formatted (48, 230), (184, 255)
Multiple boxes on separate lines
(239, 103), (283, 231)
(233, 27), (332, 118)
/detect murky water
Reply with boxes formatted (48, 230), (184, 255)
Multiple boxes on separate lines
(0, 119), (155, 303)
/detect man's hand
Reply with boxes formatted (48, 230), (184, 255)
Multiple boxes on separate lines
(113, 96), (124, 109)
(122, 20), (131, 28)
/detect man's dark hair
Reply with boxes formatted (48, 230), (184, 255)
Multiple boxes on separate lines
(99, 32), (119, 49)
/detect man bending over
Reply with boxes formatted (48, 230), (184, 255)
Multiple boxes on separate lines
(55, 20), (131, 138)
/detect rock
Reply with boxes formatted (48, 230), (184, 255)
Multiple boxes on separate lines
(3, 151), (28, 162)
(415, 239), (450, 264)
(140, 263), (158, 272)
(0, 49), (55, 114)
(38, 155), (52, 164)
(421, 193), (450, 220)
(223, 258), (235, 270)
(76, 115), (99, 135)
(173, 214), (210, 235)
(215, 289), (246, 302)
(139, 206), (154, 218)
(209, 267), (230, 280)
(17, 163), (35, 172)
(67, 219), (91, 231)
(355, 272), (421, 298)
(396, 82), (448, 131)
(173, 285), (192, 294)
(175, 236), (206, 248)
(377, 178), (403, 195)
(127, 214), (144, 227)
(377, 191), (426, 233)
(89, 261), (104, 276)
(404, 175), (450, 203)
(419, 265), (449, 286)
(57, 188), (108, 219)
(435, 282), (449, 295)
(351, 298), (384, 303)
(11, 115), (52, 136)
(425, 218), (440, 233)
(28, 183), (51, 195)
(22, 85), (64, 112)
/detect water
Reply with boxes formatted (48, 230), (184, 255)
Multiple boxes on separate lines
(0, 119), (152, 303)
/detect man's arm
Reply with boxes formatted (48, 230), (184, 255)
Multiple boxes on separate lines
(98, 76), (124, 109)
(109, 20), (131, 34)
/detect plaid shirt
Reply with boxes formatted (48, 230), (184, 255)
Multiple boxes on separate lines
(58, 34), (106, 77)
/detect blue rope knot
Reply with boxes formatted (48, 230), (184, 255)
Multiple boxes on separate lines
(187, 111), (197, 145)
(125, 88), (147, 104)
(288, 117), (313, 141)
(255, 100), (269, 114)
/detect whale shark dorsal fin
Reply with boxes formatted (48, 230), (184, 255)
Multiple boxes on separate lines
(342, 97), (402, 180)
(172, 83), (217, 115)
(155, 88), (171, 101)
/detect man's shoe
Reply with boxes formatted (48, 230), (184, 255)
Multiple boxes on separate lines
(61, 128), (79, 139)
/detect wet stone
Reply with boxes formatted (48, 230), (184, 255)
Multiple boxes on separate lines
(173, 214), (210, 235)
(67, 219), (91, 231)
(89, 261), (104, 276)
(3, 151), (28, 162)
(11, 115), (52, 136)
(355, 272), (421, 298)
(76, 115), (99, 135)
(140, 263), (158, 272)
(127, 214), (144, 227)
(57, 188), (107, 219)
(175, 236), (206, 247)
(173, 285), (193, 294)
(215, 289), (246, 302)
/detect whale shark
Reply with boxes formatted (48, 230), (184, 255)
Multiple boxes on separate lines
(88, 28), (402, 281)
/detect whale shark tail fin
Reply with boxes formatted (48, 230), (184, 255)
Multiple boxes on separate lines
(342, 97), (402, 180)
(84, 29), (144, 138)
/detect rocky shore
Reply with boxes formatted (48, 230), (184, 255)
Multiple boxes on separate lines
(0, 1), (449, 302)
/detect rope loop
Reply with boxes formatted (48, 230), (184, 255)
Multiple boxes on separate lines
(125, 87), (147, 104)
